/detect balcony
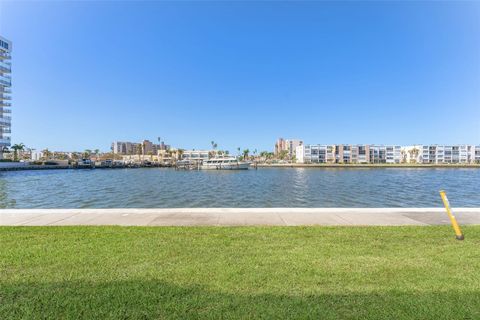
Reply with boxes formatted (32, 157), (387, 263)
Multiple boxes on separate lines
(1, 128), (11, 134)
(0, 65), (10, 74)
(0, 118), (11, 126)
(0, 102), (11, 107)
(0, 138), (11, 146)
(0, 79), (11, 86)
(0, 53), (11, 60)
(0, 94), (11, 100)
(0, 108), (11, 113)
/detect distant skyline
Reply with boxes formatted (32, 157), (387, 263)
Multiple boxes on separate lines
(0, 1), (479, 152)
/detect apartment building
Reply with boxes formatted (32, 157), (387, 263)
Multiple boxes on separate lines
(112, 141), (138, 155)
(0, 36), (12, 159)
(419, 145), (478, 164)
(112, 140), (170, 155)
(297, 144), (402, 164)
(275, 138), (303, 159)
(296, 144), (335, 164)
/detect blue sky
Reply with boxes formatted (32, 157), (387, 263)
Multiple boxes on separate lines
(1, 1), (479, 152)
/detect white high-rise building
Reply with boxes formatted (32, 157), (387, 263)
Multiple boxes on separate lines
(0, 36), (12, 159)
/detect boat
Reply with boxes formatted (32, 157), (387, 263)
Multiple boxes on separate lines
(200, 157), (250, 170)
(76, 158), (94, 169)
(175, 159), (198, 170)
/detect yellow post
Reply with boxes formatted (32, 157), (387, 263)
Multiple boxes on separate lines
(439, 190), (464, 240)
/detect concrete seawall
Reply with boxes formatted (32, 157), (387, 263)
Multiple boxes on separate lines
(257, 163), (480, 168)
(1, 208), (479, 226)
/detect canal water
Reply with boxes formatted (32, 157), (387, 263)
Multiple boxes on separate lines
(0, 168), (478, 208)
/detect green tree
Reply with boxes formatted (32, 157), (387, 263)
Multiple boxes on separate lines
(11, 143), (25, 161)
(243, 149), (250, 161)
(42, 149), (51, 160)
(211, 141), (218, 150)
(279, 150), (289, 160)
(83, 149), (92, 159)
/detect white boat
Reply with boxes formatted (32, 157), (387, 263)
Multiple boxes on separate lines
(76, 158), (94, 169)
(200, 157), (250, 170)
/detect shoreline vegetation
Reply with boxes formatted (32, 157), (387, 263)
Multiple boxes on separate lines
(1, 226), (479, 319)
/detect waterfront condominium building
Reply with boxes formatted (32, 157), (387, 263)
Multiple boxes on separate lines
(296, 144), (402, 164)
(112, 140), (170, 156)
(0, 36), (12, 159)
(275, 138), (303, 159)
(296, 144), (479, 164)
(419, 145), (479, 164)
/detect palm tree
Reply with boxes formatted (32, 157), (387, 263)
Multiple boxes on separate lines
(137, 144), (143, 161)
(279, 150), (288, 160)
(409, 147), (419, 163)
(94, 149), (100, 158)
(10, 143), (25, 161)
(211, 141), (218, 150)
(83, 149), (92, 159)
(41, 148), (51, 160)
(243, 149), (250, 160)
(237, 147), (241, 157)
(225, 150), (229, 156)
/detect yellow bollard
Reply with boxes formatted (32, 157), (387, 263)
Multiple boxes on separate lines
(439, 190), (464, 240)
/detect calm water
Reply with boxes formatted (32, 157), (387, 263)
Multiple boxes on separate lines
(0, 168), (479, 208)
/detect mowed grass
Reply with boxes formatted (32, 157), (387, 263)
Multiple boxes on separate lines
(1, 226), (479, 319)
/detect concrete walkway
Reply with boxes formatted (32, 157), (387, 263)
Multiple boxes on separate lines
(1, 208), (479, 226)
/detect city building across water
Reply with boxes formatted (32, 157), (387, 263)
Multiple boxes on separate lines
(0, 35), (12, 159)
(295, 144), (480, 164)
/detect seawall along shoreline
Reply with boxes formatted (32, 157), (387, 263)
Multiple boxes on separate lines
(1, 208), (479, 226)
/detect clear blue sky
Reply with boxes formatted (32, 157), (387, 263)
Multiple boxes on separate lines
(1, 1), (479, 152)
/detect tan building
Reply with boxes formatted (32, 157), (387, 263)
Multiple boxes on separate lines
(275, 138), (303, 159)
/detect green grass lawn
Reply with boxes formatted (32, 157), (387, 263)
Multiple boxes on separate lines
(1, 226), (479, 319)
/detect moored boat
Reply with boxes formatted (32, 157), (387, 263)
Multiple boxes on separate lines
(200, 157), (250, 170)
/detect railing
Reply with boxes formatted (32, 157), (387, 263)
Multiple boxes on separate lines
(0, 53), (11, 60)
(0, 137), (11, 145)
(1, 129), (11, 133)
(0, 102), (11, 107)
(0, 108), (11, 113)
(0, 79), (10, 86)
(0, 94), (11, 100)
(0, 65), (10, 73)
